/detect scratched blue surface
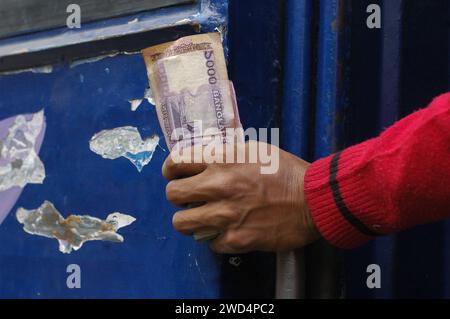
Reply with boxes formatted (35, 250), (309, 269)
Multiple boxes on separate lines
(315, 0), (343, 159)
(282, 0), (312, 158)
(0, 53), (223, 298)
(0, 0), (281, 299)
(0, 0), (227, 299)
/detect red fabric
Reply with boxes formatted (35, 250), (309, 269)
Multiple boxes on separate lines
(304, 93), (450, 249)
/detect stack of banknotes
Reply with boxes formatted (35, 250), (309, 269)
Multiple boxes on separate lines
(142, 33), (242, 241)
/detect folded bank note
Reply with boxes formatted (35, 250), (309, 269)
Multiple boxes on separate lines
(142, 32), (242, 150)
(142, 33), (242, 241)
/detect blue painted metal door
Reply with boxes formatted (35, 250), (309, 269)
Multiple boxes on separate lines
(0, 0), (276, 299)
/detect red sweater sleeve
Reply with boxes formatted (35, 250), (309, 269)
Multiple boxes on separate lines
(304, 93), (450, 249)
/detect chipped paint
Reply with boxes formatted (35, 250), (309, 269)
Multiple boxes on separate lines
(0, 111), (46, 192)
(128, 18), (139, 24)
(173, 0), (228, 37)
(69, 51), (140, 69)
(214, 25), (227, 42)
(0, 4), (198, 59)
(16, 201), (136, 254)
(89, 126), (159, 172)
(0, 65), (53, 76)
(0, 0), (227, 72)
(70, 53), (120, 68)
(129, 99), (144, 111)
(128, 86), (155, 112)
(0, 111), (46, 225)
(190, 255), (207, 288)
(175, 18), (192, 25)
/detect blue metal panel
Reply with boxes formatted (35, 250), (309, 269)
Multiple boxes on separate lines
(282, 0), (312, 157)
(278, 0), (313, 299)
(0, 53), (223, 299)
(228, 0), (284, 131)
(0, 0), (255, 299)
(0, 0), (282, 299)
(315, 0), (343, 158)
(0, 0), (230, 72)
(305, 0), (348, 299)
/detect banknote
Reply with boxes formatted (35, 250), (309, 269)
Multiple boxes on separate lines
(142, 33), (242, 241)
(142, 33), (242, 150)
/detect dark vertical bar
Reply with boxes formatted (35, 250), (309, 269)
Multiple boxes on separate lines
(374, 0), (404, 299)
(307, 0), (347, 299)
(446, 220), (450, 298)
(379, 0), (403, 126)
(277, 0), (312, 299)
(395, 0), (448, 299)
(446, 2), (450, 298)
(343, 0), (382, 298)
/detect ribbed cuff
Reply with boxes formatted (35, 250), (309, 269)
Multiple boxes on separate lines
(304, 142), (384, 249)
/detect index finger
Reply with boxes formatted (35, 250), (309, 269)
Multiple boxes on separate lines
(162, 151), (207, 180)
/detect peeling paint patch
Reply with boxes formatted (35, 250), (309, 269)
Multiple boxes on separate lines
(0, 65), (53, 76)
(32, 65), (53, 74)
(129, 86), (155, 112)
(89, 126), (159, 172)
(69, 51), (140, 69)
(70, 53), (119, 68)
(16, 201), (136, 254)
(214, 25), (227, 42)
(0, 110), (46, 192)
(129, 99), (144, 112)
(128, 18), (139, 24)
(175, 18), (193, 25)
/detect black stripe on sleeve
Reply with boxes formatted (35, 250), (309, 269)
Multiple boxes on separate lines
(329, 152), (380, 237)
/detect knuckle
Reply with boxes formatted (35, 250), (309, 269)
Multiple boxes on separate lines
(172, 212), (187, 233)
(215, 206), (239, 225)
(224, 233), (245, 251)
(209, 212), (229, 227)
(162, 158), (175, 179)
(209, 171), (235, 197)
(165, 181), (180, 203)
(229, 171), (254, 193)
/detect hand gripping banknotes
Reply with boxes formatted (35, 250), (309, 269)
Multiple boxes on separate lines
(142, 33), (243, 241)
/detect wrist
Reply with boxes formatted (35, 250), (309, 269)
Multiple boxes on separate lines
(303, 198), (321, 244)
(294, 159), (321, 247)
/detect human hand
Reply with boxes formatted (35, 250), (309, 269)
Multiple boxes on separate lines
(162, 141), (321, 254)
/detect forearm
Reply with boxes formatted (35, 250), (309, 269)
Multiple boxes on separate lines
(304, 93), (450, 249)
